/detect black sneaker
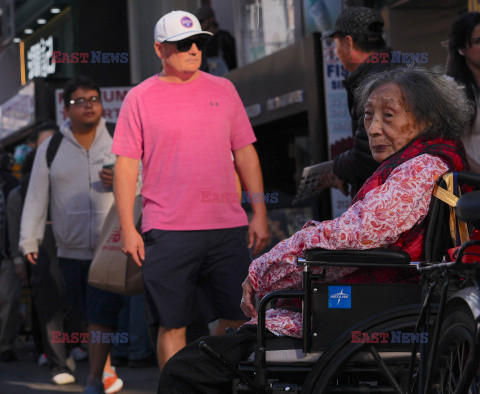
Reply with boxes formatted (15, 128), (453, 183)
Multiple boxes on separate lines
(0, 350), (17, 362)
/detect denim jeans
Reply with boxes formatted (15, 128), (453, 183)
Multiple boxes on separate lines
(114, 294), (154, 360)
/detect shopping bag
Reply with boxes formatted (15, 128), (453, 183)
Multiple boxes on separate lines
(88, 195), (144, 295)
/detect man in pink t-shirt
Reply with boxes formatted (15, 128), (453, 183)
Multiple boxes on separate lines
(112, 10), (269, 371)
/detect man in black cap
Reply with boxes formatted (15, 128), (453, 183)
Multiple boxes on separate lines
(320, 7), (395, 197)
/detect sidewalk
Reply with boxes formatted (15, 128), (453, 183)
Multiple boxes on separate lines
(0, 340), (159, 394)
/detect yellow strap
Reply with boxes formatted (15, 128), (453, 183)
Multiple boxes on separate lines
(433, 184), (458, 207)
(432, 173), (469, 245)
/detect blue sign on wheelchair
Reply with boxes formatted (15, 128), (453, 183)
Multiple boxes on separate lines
(328, 286), (352, 309)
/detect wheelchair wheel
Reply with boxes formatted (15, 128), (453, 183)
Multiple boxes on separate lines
(431, 304), (479, 394)
(302, 311), (420, 393)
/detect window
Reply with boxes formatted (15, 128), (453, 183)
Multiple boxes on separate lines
(237, 0), (302, 64)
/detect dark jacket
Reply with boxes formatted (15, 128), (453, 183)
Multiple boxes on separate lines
(333, 50), (397, 197)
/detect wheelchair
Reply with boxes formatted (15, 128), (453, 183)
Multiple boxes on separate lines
(201, 172), (480, 393)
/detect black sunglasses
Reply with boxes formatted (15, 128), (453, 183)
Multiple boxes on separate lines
(167, 37), (209, 52)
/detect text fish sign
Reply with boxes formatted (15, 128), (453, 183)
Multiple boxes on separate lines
(55, 86), (131, 125)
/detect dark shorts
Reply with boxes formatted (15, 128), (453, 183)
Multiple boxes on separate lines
(142, 226), (251, 328)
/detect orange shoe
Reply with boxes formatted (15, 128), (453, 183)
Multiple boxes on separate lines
(102, 367), (123, 393)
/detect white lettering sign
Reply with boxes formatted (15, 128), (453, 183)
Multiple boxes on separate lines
(27, 36), (56, 79)
(322, 38), (352, 218)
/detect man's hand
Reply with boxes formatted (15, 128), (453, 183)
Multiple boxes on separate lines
(240, 276), (257, 318)
(99, 168), (114, 188)
(248, 213), (269, 257)
(26, 252), (38, 265)
(317, 171), (349, 196)
(121, 228), (145, 266)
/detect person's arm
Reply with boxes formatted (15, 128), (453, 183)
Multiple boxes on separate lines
(113, 155), (143, 266)
(233, 144), (269, 256)
(19, 147), (50, 265)
(248, 154), (449, 299)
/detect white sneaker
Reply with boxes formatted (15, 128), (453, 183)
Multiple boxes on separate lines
(72, 346), (88, 361)
(52, 372), (76, 385)
(38, 353), (47, 366)
(103, 367), (124, 393)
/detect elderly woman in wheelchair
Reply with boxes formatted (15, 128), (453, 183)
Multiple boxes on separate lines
(160, 67), (479, 394)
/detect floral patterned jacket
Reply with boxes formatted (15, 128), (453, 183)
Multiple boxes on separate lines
(246, 154), (449, 338)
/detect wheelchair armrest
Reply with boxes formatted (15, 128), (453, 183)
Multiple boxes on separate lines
(304, 248), (411, 265)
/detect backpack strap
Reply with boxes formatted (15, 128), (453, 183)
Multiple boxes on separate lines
(46, 123), (114, 169)
(46, 131), (64, 169)
(106, 122), (115, 137)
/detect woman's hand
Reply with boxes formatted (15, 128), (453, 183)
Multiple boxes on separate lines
(240, 276), (257, 318)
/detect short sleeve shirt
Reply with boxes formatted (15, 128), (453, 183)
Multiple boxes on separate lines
(112, 71), (256, 232)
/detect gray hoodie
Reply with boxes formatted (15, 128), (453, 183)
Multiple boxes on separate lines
(19, 118), (115, 259)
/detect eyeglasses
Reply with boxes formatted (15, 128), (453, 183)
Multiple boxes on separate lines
(69, 96), (101, 107)
(166, 37), (209, 52)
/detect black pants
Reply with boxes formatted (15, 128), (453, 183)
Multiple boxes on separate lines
(160, 326), (260, 393)
(29, 226), (80, 376)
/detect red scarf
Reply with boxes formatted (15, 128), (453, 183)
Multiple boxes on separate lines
(341, 136), (468, 284)
(353, 136), (468, 260)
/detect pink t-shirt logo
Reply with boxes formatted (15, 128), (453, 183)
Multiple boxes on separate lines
(181, 17), (193, 28)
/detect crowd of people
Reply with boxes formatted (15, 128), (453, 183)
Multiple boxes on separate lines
(0, 5), (479, 394)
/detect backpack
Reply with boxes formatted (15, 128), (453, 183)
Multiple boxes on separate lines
(46, 122), (115, 168)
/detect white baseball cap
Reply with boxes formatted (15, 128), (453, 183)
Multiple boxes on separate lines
(154, 10), (213, 43)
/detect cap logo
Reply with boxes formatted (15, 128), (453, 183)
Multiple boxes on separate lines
(181, 16), (193, 28)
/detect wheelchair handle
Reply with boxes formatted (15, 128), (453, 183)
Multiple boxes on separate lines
(456, 171), (480, 187)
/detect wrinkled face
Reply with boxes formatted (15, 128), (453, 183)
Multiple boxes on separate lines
(66, 88), (103, 130)
(364, 83), (424, 163)
(464, 24), (480, 71)
(154, 39), (203, 76)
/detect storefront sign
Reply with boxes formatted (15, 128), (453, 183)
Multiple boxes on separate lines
(27, 36), (56, 79)
(322, 38), (352, 218)
(55, 86), (131, 125)
(0, 81), (35, 137)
